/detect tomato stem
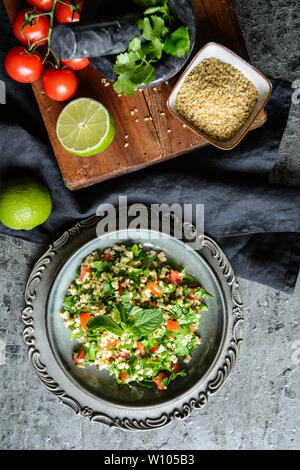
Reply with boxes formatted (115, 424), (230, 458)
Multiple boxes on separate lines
(24, 0), (80, 68)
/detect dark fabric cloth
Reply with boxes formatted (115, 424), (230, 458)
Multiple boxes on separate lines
(0, 3), (299, 293)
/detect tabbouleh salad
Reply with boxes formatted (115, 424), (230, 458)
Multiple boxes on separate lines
(61, 243), (212, 390)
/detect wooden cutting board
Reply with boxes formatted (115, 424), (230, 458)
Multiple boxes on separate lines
(4, 0), (267, 190)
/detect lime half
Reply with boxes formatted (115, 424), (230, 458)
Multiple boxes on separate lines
(56, 98), (115, 157)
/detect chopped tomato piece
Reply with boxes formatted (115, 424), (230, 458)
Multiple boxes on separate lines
(191, 324), (197, 333)
(136, 342), (146, 355)
(80, 312), (92, 331)
(118, 351), (128, 358)
(80, 266), (91, 281)
(120, 370), (129, 383)
(153, 372), (168, 390)
(167, 320), (179, 331)
(149, 282), (163, 297)
(150, 344), (159, 355)
(73, 348), (84, 364)
(188, 288), (201, 300)
(105, 340), (118, 350)
(108, 357), (114, 363)
(103, 252), (110, 262)
(172, 363), (181, 374)
(170, 270), (183, 286)
(113, 350), (128, 359)
(119, 282), (125, 295)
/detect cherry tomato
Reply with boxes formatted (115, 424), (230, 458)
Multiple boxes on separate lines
(79, 266), (91, 281)
(26, 0), (53, 11)
(80, 312), (92, 331)
(170, 270), (183, 286)
(149, 282), (163, 297)
(5, 47), (44, 83)
(55, 0), (84, 24)
(42, 67), (78, 101)
(153, 372), (168, 390)
(13, 8), (49, 47)
(61, 57), (90, 70)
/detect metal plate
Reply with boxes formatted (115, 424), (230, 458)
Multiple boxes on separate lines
(23, 211), (243, 431)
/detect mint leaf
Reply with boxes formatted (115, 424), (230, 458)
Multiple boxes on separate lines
(129, 308), (163, 337)
(163, 26), (190, 58)
(86, 316), (124, 336)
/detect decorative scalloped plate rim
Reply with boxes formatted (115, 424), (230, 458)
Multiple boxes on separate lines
(22, 209), (244, 431)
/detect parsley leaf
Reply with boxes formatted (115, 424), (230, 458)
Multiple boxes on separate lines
(163, 26), (191, 58)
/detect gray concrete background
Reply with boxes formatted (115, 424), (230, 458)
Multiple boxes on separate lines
(0, 0), (299, 450)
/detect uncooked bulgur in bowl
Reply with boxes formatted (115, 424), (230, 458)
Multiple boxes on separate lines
(167, 42), (272, 150)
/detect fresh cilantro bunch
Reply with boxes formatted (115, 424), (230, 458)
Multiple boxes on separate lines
(113, 0), (191, 96)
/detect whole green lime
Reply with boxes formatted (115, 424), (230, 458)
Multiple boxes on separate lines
(0, 176), (52, 230)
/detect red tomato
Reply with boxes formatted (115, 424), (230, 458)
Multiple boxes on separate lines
(149, 282), (163, 297)
(80, 312), (92, 331)
(167, 320), (179, 331)
(119, 282), (125, 295)
(113, 350), (128, 359)
(118, 351), (128, 358)
(150, 344), (159, 355)
(172, 363), (181, 374)
(102, 252), (110, 262)
(73, 348), (84, 364)
(26, 0), (53, 11)
(55, 0), (84, 23)
(79, 266), (91, 281)
(170, 270), (183, 286)
(153, 372), (168, 390)
(61, 57), (90, 70)
(187, 288), (201, 300)
(13, 9), (49, 46)
(5, 47), (43, 83)
(136, 342), (145, 356)
(42, 67), (78, 101)
(120, 370), (129, 383)
(105, 340), (118, 350)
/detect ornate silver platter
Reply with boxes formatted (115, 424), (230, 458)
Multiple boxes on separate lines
(22, 209), (243, 431)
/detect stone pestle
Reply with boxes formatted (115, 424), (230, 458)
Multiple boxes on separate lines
(50, 13), (143, 61)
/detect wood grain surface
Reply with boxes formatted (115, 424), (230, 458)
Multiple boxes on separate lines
(3, 0), (267, 190)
